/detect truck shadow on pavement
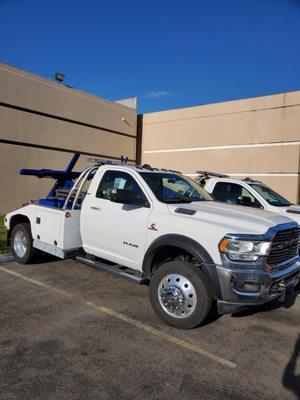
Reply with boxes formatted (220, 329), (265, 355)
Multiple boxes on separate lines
(282, 334), (300, 399)
(231, 294), (298, 318)
(29, 253), (59, 264)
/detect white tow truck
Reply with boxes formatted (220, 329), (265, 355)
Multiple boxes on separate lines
(195, 171), (300, 225)
(4, 156), (300, 329)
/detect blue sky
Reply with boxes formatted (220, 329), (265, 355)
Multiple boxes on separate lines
(0, 0), (300, 113)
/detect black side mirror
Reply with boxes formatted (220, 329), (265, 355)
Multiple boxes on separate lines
(110, 189), (148, 207)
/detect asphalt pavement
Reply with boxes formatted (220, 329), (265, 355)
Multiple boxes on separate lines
(0, 257), (299, 400)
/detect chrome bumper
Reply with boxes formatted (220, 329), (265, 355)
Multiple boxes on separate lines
(216, 257), (300, 313)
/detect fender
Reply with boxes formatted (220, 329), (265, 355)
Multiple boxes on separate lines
(142, 234), (221, 300)
(6, 213), (31, 245)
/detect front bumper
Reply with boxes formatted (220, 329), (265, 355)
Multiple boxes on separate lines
(216, 257), (300, 314)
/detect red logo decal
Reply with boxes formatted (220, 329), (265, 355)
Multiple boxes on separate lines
(148, 223), (158, 231)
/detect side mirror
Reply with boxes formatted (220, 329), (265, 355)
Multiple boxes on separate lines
(110, 189), (148, 207)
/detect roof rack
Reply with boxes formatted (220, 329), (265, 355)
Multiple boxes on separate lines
(86, 156), (135, 166)
(142, 164), (153, 171)
(196, 171), (229, 178)
(243, 177), (262, 184)
(86, 156), (182, 174)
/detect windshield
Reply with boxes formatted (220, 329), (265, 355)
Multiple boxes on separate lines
(139, 172), (213, 203)
(250, 184), (292, 207)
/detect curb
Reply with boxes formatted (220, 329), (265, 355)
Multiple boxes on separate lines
(0, 253), (14, 263)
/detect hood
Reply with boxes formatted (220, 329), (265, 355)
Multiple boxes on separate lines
(276, 205), (300, 224)
(167, 201), (295, 235)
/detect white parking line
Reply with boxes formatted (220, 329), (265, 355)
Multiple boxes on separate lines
(0, 265), (237, 370)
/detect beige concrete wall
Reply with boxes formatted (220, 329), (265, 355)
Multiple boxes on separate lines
(0, 106), (135, 159)
(1, 60), (299, 214)
(0, 63), (137, 141)
(141, 92), (300, 204)
(0, 62), (137, 214)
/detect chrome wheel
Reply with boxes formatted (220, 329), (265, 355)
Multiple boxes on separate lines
(13, 230), (28, 258)
(158, 274), (197, 319)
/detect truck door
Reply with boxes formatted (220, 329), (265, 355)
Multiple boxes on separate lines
(212, 182), (263, 208)
(82, 170), (151, 269)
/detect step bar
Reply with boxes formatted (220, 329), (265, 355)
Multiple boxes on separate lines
(76, 256), (145, 285)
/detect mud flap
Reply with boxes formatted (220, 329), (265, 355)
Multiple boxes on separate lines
(282, 285), (299, 308)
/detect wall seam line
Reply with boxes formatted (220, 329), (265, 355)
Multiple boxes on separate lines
(143, 141), (300, 154)
(0, 139), (136, 162)
(0, 102), (136, 139)
(142, 103), (300, 125)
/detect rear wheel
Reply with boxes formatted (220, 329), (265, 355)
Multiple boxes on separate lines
(150, 260), (212, 329)
(11, 223), (37, 264)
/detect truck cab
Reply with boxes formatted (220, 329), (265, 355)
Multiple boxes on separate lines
(196, 172), (300, 225)
(4, 157), (300, 329)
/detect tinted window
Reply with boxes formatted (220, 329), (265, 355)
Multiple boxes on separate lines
(139, 172), (212, 203)
(212, 182), (262, 208)
(96, 170), (147, 202)
(250, 184), (292, 207)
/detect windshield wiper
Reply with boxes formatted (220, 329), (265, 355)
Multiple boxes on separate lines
(163, 198), (193, 204)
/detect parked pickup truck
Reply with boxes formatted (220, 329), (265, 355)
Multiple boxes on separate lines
(4, 156), (300, 329)
(195, 171), (300, 225)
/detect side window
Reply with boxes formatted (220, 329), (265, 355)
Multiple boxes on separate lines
(212, 182), (242, 204)
(240, 187), (262, 208)
(212, 182), (262, 208)
(162, 177), (204, 201)
(96, 170), (147, 201)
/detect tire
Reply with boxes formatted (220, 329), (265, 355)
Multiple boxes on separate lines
(11, 223), (38, 264)
(149, 260), (212, 329)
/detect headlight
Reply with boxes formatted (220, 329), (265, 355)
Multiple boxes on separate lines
(219, 238), (271, 261)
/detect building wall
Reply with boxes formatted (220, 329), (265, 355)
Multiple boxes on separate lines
(141, 92), (300, 203)
(0, 62), (137, 214)
(1, 61), (299, 214)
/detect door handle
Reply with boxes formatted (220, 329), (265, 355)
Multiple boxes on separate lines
(91, 206), (101, 211)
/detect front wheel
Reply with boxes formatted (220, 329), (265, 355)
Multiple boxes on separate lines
(11, 223), (38, 264)
(149, 260), (212, 329)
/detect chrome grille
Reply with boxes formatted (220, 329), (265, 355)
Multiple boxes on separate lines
(267, 227), (300, 266)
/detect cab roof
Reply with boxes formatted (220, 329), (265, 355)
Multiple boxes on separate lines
(195, 171), (262, 185)
(87, 157), (182, 174)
